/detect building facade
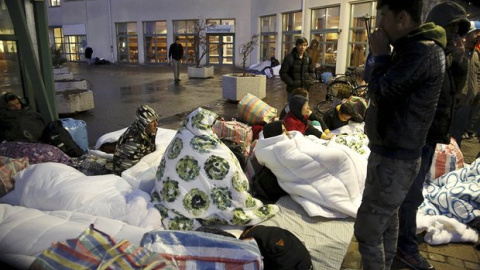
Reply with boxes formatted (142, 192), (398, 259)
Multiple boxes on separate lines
(45, 0), (387, 74)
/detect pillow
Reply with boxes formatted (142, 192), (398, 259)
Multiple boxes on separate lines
(238, 93), (277, 125)
(0, 156), (29, 197)
(0, 141), (72, 165)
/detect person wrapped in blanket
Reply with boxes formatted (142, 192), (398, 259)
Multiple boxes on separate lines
(152, 107), (278, 230)
(283, 94), (333, 140)
(112, 105), (158, 175)
(322, 102), (363, 131)
(255, 120), (367, 218)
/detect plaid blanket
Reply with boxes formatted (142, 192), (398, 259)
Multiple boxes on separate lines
(141, 230), (262, 270)
(30, 224), (175, 270)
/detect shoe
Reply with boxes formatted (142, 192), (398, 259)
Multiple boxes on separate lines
(396, 251), (435, 270)
(462, 133), (474, 140)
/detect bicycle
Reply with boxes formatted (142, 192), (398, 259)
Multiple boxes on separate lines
(315, 66), (368, 116)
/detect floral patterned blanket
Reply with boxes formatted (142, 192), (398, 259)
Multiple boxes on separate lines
(151, 108), (278, 230)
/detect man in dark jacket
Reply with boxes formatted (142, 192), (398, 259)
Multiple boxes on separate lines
(279, 37), (314, 101)
(353, 1), (446, 269)
(396, 3), (469, 270)
(168, 37), (184, 82)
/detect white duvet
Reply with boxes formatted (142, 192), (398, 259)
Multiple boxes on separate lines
(255, 130), (367, 218)
(0, 203), (149, 269)
(0, 162), (162, 230)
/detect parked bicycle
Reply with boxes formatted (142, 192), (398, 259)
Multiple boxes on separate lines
(315, 66), (368, 115)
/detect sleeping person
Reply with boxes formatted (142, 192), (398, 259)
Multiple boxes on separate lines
(254, 121), (367, 218)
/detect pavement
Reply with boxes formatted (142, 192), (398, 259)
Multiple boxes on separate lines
(66, 62), (480, 270)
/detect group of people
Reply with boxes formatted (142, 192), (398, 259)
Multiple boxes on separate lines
(274, 1), (478, 270)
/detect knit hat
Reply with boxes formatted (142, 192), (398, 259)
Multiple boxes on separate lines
(135, 104), (158, 129)
(425, 2), (470, 37)
(262, 120), (284, 138)
(467, 20), (480, 35)
(289, 95), (308, 122)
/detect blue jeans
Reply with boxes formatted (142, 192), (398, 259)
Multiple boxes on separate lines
(397, 142), (436, 254)
(354, 152), (421, 270)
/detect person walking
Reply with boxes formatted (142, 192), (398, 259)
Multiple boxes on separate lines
(353, 1), (446, 270)
(280, 37), (315, 102)
(168, 37), (184, 82)
(396, 2), (470, 270)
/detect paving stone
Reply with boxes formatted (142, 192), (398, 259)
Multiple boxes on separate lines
(428, 244), (479, 262)
(446, 256), (465, 268)
(429, 252), (447, 263)
(464, 260), (480, 270)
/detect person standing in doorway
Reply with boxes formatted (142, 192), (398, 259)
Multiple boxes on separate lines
(353, 1), (446, 270)
(169, 37), (184, 82)
(280, 37), (315, 102)
(396, 2), (469, 270)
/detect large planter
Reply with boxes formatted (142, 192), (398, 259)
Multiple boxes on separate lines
(56, 89), (95, 114)
(188, 66), (214, 78)
(55, 79), (88, 91)
(52, 67), (69, 75)
(222, 73), (266, 101)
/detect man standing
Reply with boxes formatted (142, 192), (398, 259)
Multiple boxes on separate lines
(169, 37), (184, 82)
(353, 1), (446, 270)
(396, 3), (469, 270)
(450, 21), (480, 147)
(280, 37), (314, 102)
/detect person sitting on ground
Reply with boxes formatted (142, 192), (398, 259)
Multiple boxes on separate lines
(112, 105), (159, 175)
(0, 92), (46, 143)
(0, 92), (84, 157)
(254, 120), (367, 218)
(323, 102), (362, 131)
(279, 87), (332, 137)
(283, 95), (333, 140)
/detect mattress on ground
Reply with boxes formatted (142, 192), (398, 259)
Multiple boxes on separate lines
(258, 196), (354, 270)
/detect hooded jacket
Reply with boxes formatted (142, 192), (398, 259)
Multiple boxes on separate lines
(113, 105), (158, 175)
(280, 47), (315, 93)
(365, 23), (446, 159)
(425, 2), (469, 144)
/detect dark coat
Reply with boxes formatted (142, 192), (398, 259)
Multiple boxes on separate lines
(279, 48), (314, 93)
(365, 23), (447, 160)
(426, 54), (467, 144)
(168, 42), (184, 61)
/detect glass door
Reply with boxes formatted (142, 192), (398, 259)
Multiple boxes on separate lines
(207, 34), (234, 65)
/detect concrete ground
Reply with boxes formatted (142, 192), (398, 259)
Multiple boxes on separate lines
(66, 62), (480, 270)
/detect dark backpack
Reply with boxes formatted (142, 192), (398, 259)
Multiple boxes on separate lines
(240, 225), (313, 270)
(251, 166), (287, 204)
(41, 120), (84, 157)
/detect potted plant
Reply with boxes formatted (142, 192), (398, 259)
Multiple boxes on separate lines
(187, 18), (216, 78)
(222, 34), (266, 101)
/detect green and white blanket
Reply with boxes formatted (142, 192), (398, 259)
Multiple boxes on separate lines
(152, 108), (278, 230)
